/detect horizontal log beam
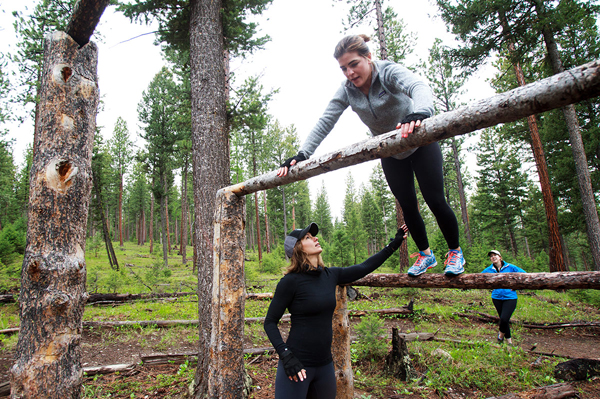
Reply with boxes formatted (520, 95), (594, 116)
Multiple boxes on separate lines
(223, 59), (600, 196)
(347, 272), (600, 290)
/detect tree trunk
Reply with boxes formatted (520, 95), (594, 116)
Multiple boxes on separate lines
(10, 31), (99, 399)
(534, 0), (600, 271)
(374, 0), (387, 60)
(165, 194), (172, 253)
(149, 192), (154, 254)
(395, 201), (409, 271)
(180, 160), (188, 264)
(254, 192), (262, 262)
(207, 190), (246, 398)
(118, 174), (123, 246)
(190, 0), (230, 394)
(159, 192), (168, 267)
(499, 12), (566, 272)
(282, 187), (288, 240)
(332, 286), (353, 399)
(263, 190), (270, 253)
(451, 137), (472, 245)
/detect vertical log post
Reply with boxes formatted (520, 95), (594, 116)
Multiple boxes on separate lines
(10, 32), (98, 398)
(332, 286), (353, 398)
(207, 190), (247, 398)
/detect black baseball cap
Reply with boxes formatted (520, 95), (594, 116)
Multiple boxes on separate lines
(284, 222), (319, 258)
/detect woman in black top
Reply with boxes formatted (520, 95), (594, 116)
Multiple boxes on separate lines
(264, 222), (408, 398)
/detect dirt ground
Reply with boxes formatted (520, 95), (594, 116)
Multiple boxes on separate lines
(1, 315), (599, 398)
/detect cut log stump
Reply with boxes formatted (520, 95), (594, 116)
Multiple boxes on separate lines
(385, 327), (416, 381)
(555, 358), (600, 381)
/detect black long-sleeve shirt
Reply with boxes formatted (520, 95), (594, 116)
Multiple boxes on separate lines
(263, 245), (396, 367)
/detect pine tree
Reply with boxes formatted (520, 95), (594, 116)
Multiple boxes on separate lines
(471, 128), (528, 255)
(313, 181), (334, 243)
(138, 67), (180, 267)
(108, 117), (134, 247)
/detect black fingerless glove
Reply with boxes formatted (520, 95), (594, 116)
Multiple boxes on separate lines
(280, 349), (304, 377)
(387, 228), (406, 251)
(280, 153), (307, 169)
(400, 112), (430, 125)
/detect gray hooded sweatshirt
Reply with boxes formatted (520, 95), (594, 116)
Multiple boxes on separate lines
(299, 60), (434, 160)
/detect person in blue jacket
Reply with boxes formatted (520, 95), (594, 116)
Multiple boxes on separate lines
(481, 250), (526, 344)
(264, 222), (408, 398)
(276, 34), (465, 277)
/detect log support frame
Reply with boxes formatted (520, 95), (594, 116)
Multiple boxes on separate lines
(208, 61), (600, 398)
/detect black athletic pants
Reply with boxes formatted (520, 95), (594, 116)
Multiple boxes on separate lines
(492, 298), (518, 338)
(381, 142), (460, 251)
(274, 360), (336, 399)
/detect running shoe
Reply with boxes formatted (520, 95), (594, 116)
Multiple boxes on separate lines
(444, 249), (465, 276)
(497, 333), (504, 344)
(407, 251), (437, 276)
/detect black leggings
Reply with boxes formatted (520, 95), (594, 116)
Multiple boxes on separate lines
(381, 142), (460, 251)
(275, 360), (336, 399)
(492, 298), (518, 338)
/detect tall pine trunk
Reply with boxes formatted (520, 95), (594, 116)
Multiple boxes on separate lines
(118, 174), (123, 246)
(190, 0), (230, 395)
(450, 137), (472, 245)
(534, 0), (600, 271)
(500, 11), (566, 272)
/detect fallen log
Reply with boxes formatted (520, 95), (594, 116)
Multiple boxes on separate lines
(349, 307), (413, 317)
(0, 295), (15, 304)
(86, 291), (271, 305)
(87, 292), (197, 304)
(455, 311), (600, 330)
(140, 347), (275, 365)
(485, 382), (576, 399)
(83, 363), (136, 377)
(349, 272), (600, 290)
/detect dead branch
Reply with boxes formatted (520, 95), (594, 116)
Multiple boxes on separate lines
(485, 382), (576, 399)
(66, 0), (111, 47)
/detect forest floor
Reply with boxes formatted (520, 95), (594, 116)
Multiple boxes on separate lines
(0, 287), (599, 398)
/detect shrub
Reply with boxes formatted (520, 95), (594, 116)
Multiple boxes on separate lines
(0, 222), (25, 265)
(352, 314), (388, 361)
(260, 251), (286, 274)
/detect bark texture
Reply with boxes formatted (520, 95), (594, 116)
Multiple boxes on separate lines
(332, 286), (353, 399)
(10, 32), (98, 398)
(189, 0), (230, 395)
(385, 328), (415, 381)
(228, 60), (600, 196)
(207, 190), (247, 398)
(348, 272), (600, 290)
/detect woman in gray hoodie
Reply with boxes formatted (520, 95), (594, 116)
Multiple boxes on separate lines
(277, 34), (465, 277)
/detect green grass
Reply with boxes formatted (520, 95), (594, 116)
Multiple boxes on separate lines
(2, 245), (600, 398)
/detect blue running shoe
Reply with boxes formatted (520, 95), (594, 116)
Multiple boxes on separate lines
(444, 249), (465, 276)
(407, 251), (437, 276)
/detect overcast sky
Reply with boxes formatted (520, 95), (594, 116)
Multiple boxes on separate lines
(0, 0), (496, 220)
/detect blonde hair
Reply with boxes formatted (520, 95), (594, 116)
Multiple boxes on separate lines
(334, 34), (371, 59)
(286, 240), (325, 274)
